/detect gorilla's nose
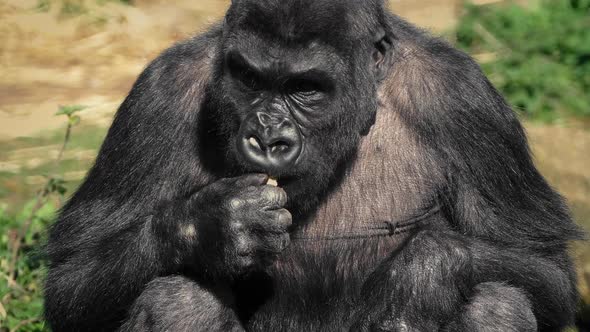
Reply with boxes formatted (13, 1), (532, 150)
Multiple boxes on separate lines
(238, 112), (302, 171)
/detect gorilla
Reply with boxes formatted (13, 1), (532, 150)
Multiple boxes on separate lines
(44, 0), (582, 331)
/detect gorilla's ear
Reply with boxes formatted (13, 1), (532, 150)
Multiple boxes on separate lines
(373, 28), (393, 82)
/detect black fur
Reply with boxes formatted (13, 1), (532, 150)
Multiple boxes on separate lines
(44, 1), (582, 331)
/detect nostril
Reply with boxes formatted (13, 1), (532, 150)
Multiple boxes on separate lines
(248, 136), (263, 151)
(269, 141), (290, 154)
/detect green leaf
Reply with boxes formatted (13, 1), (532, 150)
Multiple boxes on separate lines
(55, 105), (87, 117)
(68, 115), (81, 126)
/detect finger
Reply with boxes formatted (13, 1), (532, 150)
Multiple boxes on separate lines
(251, 209), (292, 233)
(233, 173), (269, 187)
(273, 208), (292, 229)
(260, 186), (287, 208)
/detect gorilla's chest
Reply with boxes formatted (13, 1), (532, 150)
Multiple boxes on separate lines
(241, 110), (444, 329)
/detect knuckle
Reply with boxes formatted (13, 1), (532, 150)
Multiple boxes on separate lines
(262, 186), (287, 204)
(276, 209), (292, 225)
(234, 234), (252, 256)
(227, 197), (244, 210)
(245, 185), (259, 194)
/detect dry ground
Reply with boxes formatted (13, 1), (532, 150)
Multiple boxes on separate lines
(0, 0), (460, 138)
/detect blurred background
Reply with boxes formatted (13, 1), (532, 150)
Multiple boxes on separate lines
(0, 0), (588, 330)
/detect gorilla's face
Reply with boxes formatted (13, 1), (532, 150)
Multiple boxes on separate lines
(211, 1), (390, 212)
(225, 44), (339, 173)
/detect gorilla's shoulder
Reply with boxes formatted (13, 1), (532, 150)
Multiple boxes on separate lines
(135, 24), (223, 94)
(162, 23), (223, 62)
(116, 23), (223, 121)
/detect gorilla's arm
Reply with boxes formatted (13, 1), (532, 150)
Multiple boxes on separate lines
(44, 30), (226, 331)
(384, 18), (582, 251)
(353, 15), (582, 330)
(119, 276), (245, 332)
(45, 26), (291, 330)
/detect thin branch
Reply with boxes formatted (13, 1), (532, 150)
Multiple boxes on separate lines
(7, 120), (73, 286)
(0, 270), (26, 293)
(55, 121), (72, 170)
(7, 192), (48, 283)
(10, 317), (42, 332)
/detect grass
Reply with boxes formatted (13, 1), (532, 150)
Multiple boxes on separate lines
(0, 203), (53, 332)
(1, 107), (92, 331)
(0, 124), (107, 213)
(35, 0), (134, 12)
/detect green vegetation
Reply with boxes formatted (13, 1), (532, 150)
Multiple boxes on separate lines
(35, 0), (133, 17)
(35, 0), (51, 12)
(456, 0), (590, 122)
(0, 203), (53, 331)
(0, 106), (90, 332)
(33, 0), (134, 27)
(0, 124), (106, 211)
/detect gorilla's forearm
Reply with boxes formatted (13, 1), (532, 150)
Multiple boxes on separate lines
(44, 209), (182, 331)
(354, 229), (576, 331)
(469, 239), (578, 329)
(44, 172), (291, 331)
(352, 230), (473, 330)
(119, 276), (245, 332)
(43, 193), (231, 331)
(44, 35), (220, 331)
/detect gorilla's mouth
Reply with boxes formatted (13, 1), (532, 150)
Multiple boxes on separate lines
(273, 175), (297, 188)
(236, 158), (301, 185)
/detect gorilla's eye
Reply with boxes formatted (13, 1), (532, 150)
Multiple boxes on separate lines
(226, 53), (264, 91)
(287, 79), (323, 96)
(237, 69), (263, 90)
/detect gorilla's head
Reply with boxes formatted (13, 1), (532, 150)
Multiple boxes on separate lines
(209, 0), (393, 212)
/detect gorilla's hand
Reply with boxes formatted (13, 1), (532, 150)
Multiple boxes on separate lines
(194, 174), (292, 277)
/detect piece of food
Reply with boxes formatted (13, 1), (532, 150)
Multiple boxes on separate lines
(267, 177), (278, 187)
